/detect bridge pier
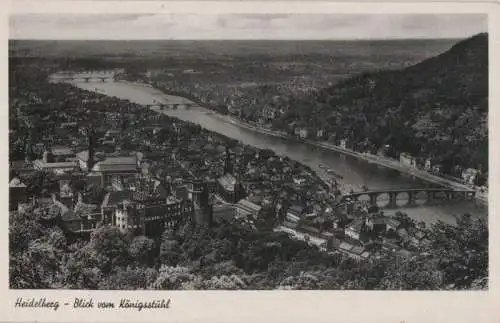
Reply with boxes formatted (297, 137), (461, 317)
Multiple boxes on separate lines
(388, 192), (397, 209)
(342, 188), (476, 210)
(407, 191), (417, 207)
(467, 191), (476, 200)
(426, 191), (435, 205)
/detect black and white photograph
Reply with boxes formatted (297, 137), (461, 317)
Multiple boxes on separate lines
(8, 12), (488, 291)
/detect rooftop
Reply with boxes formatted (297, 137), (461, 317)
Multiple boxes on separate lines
(339, 242), (354, 251)
(10, 160), (34, 170)
(51, 145), (75, 156)
(102, 191), (132, 208)
(347, 218), (364, 232)
(236, 198), (262, 212)
(33, 160), (79, 169)
(351, 246), (365, 255)
(288, 204), (305, 215)
(218, 173), (237, 191)
(9, 177), (27, 188)
(99, 156), (137, 166)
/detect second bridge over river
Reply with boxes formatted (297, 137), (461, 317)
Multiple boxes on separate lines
(342, 188), (476, 209)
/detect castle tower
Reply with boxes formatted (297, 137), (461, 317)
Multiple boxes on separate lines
(194, 182), (213, 227)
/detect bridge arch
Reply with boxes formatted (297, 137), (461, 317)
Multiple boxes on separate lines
(357, 194), (370, 204)
(433, 191), (448, 201)
(376, 192), (390, 208)
(414, 191), (427, 206)
(395, 192), (409, 207)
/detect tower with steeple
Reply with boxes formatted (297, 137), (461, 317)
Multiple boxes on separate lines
(24, 133), (34, 162)
(87, 126), (96, 171)
(223, 146), (233, 175)
(217, 145), (246, 204)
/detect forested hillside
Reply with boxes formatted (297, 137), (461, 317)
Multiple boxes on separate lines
(279, 33), (488, 177)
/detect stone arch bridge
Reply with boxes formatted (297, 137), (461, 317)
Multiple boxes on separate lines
(51, 70), (116, 82)
(342, 188), (476, 209)
(145, 103), (197, 109)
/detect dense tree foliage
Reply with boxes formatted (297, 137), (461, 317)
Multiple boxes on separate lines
(9, 210), (487, 290)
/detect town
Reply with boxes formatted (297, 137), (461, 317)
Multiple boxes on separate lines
(8, 29), (488, 290)
(9, 60), (448, 268)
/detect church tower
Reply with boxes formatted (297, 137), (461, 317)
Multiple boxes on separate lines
(87, 126), (96, 171)
(24, 133), (34, 161)
(223, 146), (233, 175)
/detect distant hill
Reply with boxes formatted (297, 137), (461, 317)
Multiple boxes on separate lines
(281, 33), (488, 177)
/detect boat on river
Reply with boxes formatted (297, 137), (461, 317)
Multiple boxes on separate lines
(326, 169), (344, 179)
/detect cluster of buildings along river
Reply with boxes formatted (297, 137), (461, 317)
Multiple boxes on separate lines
(10, 70), (487, 264)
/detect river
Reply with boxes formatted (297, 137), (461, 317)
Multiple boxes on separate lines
(60, 77), (487, 225)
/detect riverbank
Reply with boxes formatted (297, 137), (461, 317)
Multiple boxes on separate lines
(137, 79), (486, 204)
(67, 76), (487, 207)
(226, 117), (289, 139)
(229, 121), (486, 205)
(220, 116), (486, 204)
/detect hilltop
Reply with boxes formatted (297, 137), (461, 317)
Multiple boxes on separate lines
(278, 33), (488, 177)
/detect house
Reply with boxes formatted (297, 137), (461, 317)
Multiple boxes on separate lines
(235, 198), (262, 219)
(10, 160), (36, 176)
(316, 129), (325, 138)
(286, 203), (305, 222)
(338, 242), (370, 261)
(431, 164), (442, 174)
(366, 216), (387, 232)
(345, 218), (364, 240)
(58, 181), (75, 209)
(282, 219), (299, 229)
(33, 159), (79, 173)
(298, 128), (308, 139)
(339, 139), (348, 149)
(50, 145), (76, 162)
(9, 177), (27, 211)
(400, 153), (417, 168)
(462, 168), (479, 185)
(424, 159), (432, 171)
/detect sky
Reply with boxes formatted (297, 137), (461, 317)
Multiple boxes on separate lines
(9, 14), (487, 40)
